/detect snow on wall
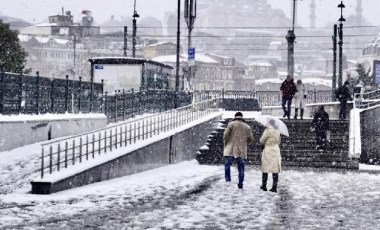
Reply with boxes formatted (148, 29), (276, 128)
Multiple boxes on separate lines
(0, 114), (107, 152)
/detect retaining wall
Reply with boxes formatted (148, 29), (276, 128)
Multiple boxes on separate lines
(31, 115), (221, 194)
(0, 114), (107, 152)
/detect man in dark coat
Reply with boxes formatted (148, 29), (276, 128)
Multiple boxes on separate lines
(280, 75), (297, 119)
(312, 105), (329, 149)
(223, 112), (253, 189)
(336, 81), (353, 120)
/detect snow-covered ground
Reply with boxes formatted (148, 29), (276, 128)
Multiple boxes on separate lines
(1, 160), (380, 229)
(1, 111), (380, 229)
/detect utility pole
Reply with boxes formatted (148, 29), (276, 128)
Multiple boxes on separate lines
(175, 0), (181, 108)
(286, 0), (297, 79)
(332, 24), (337, 96)
(123, 26), (128, 57)
(132, 0), (139, 58)
(338, 1), (345, 87)
(184, 0), (197, 90)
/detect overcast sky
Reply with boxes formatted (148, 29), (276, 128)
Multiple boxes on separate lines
(1, 0), (380, 27)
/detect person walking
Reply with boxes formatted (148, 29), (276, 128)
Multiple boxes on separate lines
(294, 79), (307, 119)
(336, 81), (353, 119)
(259, 119), (281, 193)
(280, 75), (297, 119)
(312, 105), (330, 149)
(223, 112), (253, 189)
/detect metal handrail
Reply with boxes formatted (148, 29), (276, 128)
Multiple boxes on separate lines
(39, 98), (221, 178)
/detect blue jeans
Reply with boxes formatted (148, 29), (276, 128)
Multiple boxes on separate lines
(224, 156), (245, 187)
(282, 96), (293, 117)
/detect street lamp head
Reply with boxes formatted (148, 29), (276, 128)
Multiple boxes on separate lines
(133, 11), (140, 18)
(339, 16), (346, 22)
(338, 2), (345, 8)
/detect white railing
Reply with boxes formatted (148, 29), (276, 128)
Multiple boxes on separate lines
(39, 98), (221, 178)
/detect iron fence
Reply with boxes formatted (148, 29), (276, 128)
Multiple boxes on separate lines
(39, 98), (221, 178)
(104, 89), (192, 123)
(0, 71), (104, 115)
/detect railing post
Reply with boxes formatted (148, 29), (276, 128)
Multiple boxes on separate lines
(78, 76), (82, 112)
(104, 91), (108, 118)
(138, 88), (142, 114)
(36, 71), (40, 114)
(90, 77), (94, 112)
(65, 75), (69, 113)
(0, 68), (4, 114)
(50, 78), (55, 113)
(41, 148), (44, 178)
(314, 88), (317, 103)
(115, 91), (118, 123)
(101, 79), (104, 114)
(131, 88), (135, 118)
(18, 73), (23, 114)
(122, 89), (125, 121)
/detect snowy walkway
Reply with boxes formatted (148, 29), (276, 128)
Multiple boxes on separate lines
(1, 160), (380, 229)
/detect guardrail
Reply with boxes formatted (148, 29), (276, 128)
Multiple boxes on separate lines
(193, 90), (334, 106)
(39, 98), (221, 178)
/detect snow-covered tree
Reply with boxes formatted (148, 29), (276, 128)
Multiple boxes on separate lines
(0, 20), (27, 73)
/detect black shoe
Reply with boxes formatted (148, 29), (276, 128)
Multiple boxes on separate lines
(260, 185), (267, 191)
(238, 184), (243, 189)
(269, 187), (277, 193)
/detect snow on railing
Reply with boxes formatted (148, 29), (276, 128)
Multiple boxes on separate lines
(39, 98), (221, 178)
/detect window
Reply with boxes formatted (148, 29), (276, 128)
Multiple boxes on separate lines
(228, 70), (233, 79)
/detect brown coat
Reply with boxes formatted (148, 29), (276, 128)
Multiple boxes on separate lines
(223, 118), (253, 159)
(260, 127), (281, 173)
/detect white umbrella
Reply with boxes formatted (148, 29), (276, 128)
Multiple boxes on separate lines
(254, 115), (289, 137)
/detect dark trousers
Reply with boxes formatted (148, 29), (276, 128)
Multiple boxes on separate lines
(282, 96), (293, 118)
(224, 156), (245, 187)
(316, 129), (327, 147)
(339, 100), (347, 119)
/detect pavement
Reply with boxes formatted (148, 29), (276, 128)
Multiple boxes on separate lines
(1, 162), (380, 230)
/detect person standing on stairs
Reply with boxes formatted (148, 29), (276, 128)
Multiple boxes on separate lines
(259, 119), (281, 193)
(336, 81), (353, 120)
(312, 105), (330, 149)
(223, 112), (253, 189)
(280, 75), (297, 119)
(294, 79), (307, 119)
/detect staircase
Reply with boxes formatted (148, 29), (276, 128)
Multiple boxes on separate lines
(196, 118), (359, 169)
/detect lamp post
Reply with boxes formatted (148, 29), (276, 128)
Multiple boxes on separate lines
(332, 24), (337, 97)
(132, 0), (140, 58)
(184, 0), (197, 90)
(338, 1), (346, 87)
(286, 0), (298, 79)
(175, 0), (181, 108)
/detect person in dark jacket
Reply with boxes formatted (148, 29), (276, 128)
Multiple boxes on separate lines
(280, 75), (297, 119)
(336, 81), (353, 120)
(312, 105), (330, 149)
(223, 112), (253, 189)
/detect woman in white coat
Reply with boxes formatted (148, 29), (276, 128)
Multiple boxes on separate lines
(294, 79), (307, 119)
(259, 119), (281, 193)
